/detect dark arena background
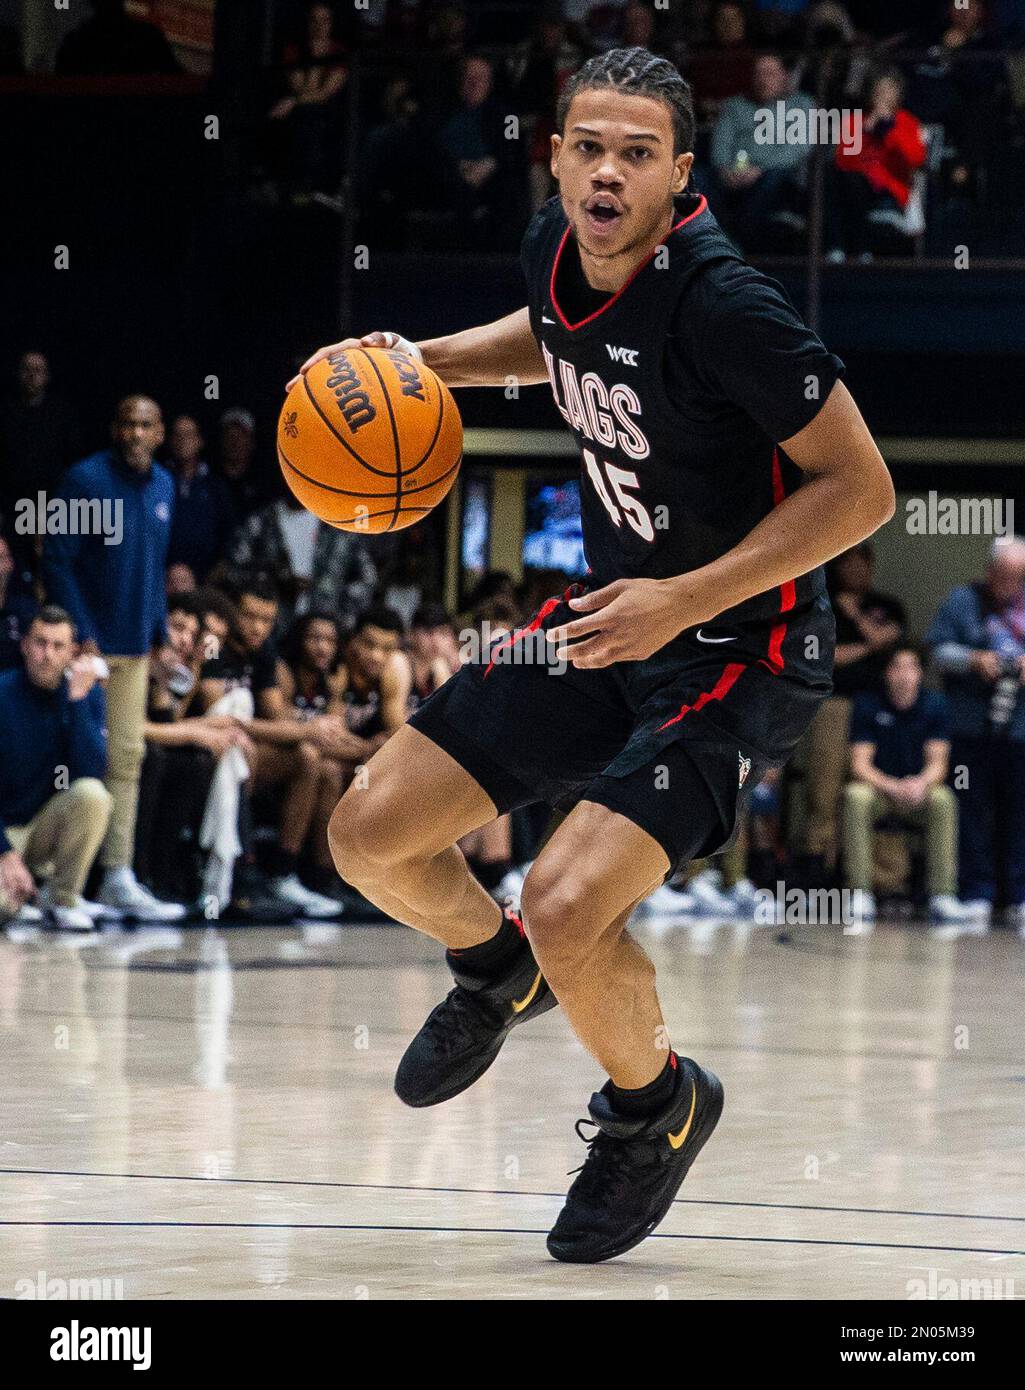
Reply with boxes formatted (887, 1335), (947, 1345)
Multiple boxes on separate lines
(2, 0), (1025, 1343)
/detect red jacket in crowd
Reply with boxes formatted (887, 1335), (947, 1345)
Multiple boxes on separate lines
(836, 109), (926, 209)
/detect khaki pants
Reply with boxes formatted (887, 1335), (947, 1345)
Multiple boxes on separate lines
(801, 695), (852, 867)
(686, 818), (749, 889)
(842, 782), (957, 897)
(2, 778), (113, 909)
(101, 654), (150, 870)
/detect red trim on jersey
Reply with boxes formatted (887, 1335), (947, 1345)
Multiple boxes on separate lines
(549, 195), (709, 333)
(668, 1051), (678, 1070)
(503, 906), (526, 937)
(654, 661), (746, 732)
(759, 447), (796, 676)
(770, 448), (797, 616)
(483, 587), (574, 678)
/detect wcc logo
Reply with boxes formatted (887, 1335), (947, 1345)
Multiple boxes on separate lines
(606, 344), (638, 366)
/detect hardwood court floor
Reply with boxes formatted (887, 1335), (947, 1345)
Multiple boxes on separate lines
(2, 914), (1023, 1300)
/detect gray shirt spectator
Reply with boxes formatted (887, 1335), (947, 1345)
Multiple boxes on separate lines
(225, 495), (378, 637)
(711, 59), (816, 180)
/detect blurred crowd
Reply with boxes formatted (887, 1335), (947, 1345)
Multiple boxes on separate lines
(2, 349), (1025, 936)
(246, 0), (1025, 257)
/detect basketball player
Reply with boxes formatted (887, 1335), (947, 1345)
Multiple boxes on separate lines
(405, 603), (459, 717)
(293, 48), (895, 1263)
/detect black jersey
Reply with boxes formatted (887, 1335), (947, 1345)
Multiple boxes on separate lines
(290, 666), (331, 721)
(342, 677), (383, 737)
(520, 191), (845, 632)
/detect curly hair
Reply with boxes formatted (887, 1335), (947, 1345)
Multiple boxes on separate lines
(556, 46), (695, 156)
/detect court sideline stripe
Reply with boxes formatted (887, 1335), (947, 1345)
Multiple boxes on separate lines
(2, 1168), (1022, 1224)
(1, 1218), (1022, 1256)
(5, 1006), (1014, 1064)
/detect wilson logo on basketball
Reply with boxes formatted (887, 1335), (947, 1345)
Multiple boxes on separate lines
(325, 351), (377, 433)
(282, 411), (299, 438)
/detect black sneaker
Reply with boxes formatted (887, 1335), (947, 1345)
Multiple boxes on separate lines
(547, 1054), (724, 1263)
(394, 912), (558, 1108)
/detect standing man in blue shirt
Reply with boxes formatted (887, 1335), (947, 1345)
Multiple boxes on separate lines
(43, 395), (186, 921)
(0, 606), (112, 931)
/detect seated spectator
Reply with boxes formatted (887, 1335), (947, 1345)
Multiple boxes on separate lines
(0, 607), (111, 931)
(268, 1), (349, 201)
(165, 415), (235, 584)
(711, 52), (815, 248)
(195, 577), (344, 919)
(686, 1), (756, 119)
(218, 408), (265, 522)
(406, 602), (460, 716)
(438, 54), (524, 249)
(926, 537), (1025, 934)
(42, 394), (186, 923)
(192, 585), (236, 665)
(798, 542), (905, 880)
(276, 610), (393, 901)
(416, 1), (471, 124)
(621, 2), (664, 54)
(796, 3), (866, 113)
(905, 0), (1003, 198)
(134, 593), (254, 905)
(0, 352), (82, 538)
(337, 605), (413, 753)
(509, 4), (581, 214)
(224, 484), (377, 638)
(843, 643), (967, 923)
(357, 76), (433, 249)
(0, 533), (37, 671)
(754, 0), (812, 44)
(563, 0), (630, 54)
(166, 561), (197, 597)
(826, 68), (926, 260)
(55, 0), (181, 76)
(379, 533), (436, 628)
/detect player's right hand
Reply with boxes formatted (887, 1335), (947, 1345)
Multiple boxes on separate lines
(287, 332), (423, 390)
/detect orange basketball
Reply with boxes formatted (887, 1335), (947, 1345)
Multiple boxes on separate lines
(277, 345), (462, 533)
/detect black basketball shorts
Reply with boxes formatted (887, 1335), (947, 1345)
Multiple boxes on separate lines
(408, 584), (835, 877)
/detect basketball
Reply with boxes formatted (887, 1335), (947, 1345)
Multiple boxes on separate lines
(277, 345), (462, 533)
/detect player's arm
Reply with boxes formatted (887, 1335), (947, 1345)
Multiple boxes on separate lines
(921, 737), (949, 789)
(849, 740), (897, 796)
(287, 315), (548, 391)
(692, 381), (895, 615)
(548, 381), (895, 667)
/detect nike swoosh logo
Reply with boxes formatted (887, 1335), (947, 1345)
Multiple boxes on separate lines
(511, 970), (543, 1013)
(667, 1080), (697, 1149)
(695, 629), (737, 644)
(541, 315), (555, 324)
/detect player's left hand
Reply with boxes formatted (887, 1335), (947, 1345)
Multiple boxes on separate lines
(546, 577), (711, 669)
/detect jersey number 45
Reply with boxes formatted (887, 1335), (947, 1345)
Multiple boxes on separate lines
(584, 448), (655, 543)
